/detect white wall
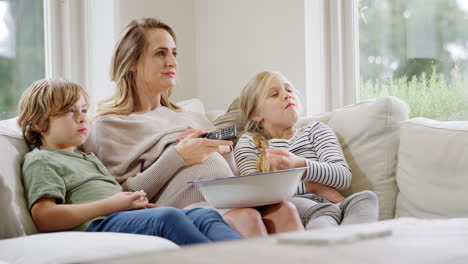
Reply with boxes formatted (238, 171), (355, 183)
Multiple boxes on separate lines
(194, 0), (308, 111)
(83, 0), (326, 114)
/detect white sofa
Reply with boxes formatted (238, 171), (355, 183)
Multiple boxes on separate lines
(1, 96), (468, 263)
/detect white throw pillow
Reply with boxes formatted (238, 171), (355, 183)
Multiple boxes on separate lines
(395, 118), (468, 218)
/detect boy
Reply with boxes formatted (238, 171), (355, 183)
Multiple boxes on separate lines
(18, 79), (241, 245)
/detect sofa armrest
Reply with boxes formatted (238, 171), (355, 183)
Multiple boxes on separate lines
(0, 232), (179, 264)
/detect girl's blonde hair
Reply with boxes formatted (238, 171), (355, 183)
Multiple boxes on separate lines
(18, 79), (89, 148)
(96, 18), (179, 117)
(239, 71), (299, 173)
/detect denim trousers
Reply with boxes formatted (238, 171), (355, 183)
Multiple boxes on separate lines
(87, 206), (242, 246)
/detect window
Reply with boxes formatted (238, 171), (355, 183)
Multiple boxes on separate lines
(0, 0), (44, 120)
(358, 0), (468, 120)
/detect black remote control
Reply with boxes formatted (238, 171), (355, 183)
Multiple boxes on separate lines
(202, 125), (237, 140)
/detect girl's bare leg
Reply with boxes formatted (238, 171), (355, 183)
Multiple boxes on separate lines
(258, 200), (304, 234)
(223, 208), (268, 238)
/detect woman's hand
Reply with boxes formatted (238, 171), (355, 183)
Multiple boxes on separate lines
(265, 148), (306, 170)
(305, 182), (344, 204)
(174, 128), (233, 165)
(174, 126), (208, 142)
(106, 191), (149, 212)
(175, 126), (232, 155)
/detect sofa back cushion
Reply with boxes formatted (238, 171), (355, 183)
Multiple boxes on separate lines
(0, 118), (38, 238)
(395, 118), (468, 218)
(299, 96), (409, 219)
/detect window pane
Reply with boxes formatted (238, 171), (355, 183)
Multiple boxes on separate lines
(359, 0), (468, 120)
(0, 0), (44, 120)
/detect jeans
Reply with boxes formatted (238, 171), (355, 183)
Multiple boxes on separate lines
(87, 206), (242, 246)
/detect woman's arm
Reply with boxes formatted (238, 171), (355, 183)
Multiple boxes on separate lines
(176, 126), (237, 174)
(122, 130), (232, 200)
(31, 192), (149, 232)
(121, 147), (187, 199)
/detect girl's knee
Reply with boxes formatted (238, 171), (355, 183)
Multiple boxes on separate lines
(224, 208), (262, 223)
(354, 190), (379, 203)
(261, 201), (304, 233)
(277, 200), (299, 214)
(223, 208), (267, 237)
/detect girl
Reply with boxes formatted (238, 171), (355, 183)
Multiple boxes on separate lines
(234, 71), (379, 229)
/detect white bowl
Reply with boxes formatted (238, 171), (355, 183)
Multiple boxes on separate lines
(188, 167), (306, 209)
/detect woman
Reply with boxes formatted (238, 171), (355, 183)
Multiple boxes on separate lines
(82, 18), (303, 237)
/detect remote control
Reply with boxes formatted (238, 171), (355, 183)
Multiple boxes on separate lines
(202, 125), (237, 140)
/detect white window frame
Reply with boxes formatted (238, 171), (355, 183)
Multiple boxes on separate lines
(304, 0), (328, 115)
(43, 0), (116, 111)
(44, 0), (87, 85)
(324, 0), (360, 110)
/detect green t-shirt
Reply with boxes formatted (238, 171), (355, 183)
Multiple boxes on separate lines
(21, 147), (123, 231)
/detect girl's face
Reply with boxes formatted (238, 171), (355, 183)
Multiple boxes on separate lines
(133, 28), (177, 94)
(252, 75), (299, 132)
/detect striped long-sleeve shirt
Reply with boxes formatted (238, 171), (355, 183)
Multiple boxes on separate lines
(234, 121), (351, 195)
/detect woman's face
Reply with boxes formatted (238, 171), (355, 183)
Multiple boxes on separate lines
(133, 28), (177, 93)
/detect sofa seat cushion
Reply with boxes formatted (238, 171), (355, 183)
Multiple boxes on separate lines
(396, 118), (468, 218)
(0, 232), (178, 264)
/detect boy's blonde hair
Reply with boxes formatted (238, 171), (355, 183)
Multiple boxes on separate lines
(239, 71), (300, 173)
(96, 17), (179, 117)
(18, 79), (89, 148)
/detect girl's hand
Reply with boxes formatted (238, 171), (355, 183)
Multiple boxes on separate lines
(106, 190), (149, 212)
(265, 148), (306, 170)
(174, 128), (233, 165)
(305, 182), (344, 204)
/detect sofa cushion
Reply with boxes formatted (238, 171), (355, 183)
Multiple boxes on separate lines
(0, 231), (178, 264)
(212, 97), (243, 131)
(395, 118), (468, 218)
(0, 118), (37, 238)
(176, 98), (206, 114)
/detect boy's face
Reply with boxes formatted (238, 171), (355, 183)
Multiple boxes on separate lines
(41, 95), (89, 152)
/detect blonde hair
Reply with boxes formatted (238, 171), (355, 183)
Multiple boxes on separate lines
(239, 71), (299, 173)
(96, 18), (179, 117)
(18, 79), (89, 148)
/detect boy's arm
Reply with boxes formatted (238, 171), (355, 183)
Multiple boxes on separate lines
(31, 191), (149, 232)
